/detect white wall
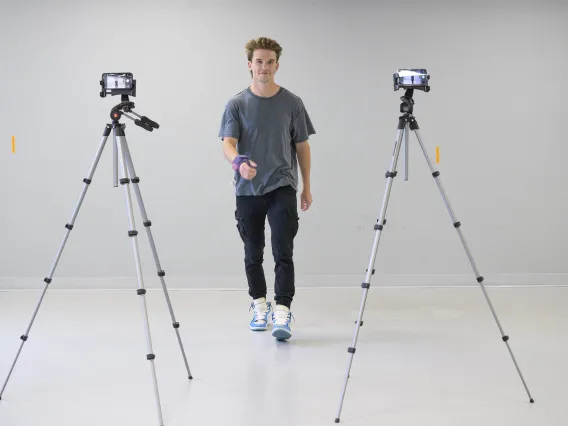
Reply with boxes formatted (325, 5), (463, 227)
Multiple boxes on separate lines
(0, 0), (566, 290)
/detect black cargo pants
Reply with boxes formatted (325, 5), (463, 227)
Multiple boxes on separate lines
(235, 185), (299, 308)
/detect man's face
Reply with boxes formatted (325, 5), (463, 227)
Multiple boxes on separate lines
(248, 49), (279, 83)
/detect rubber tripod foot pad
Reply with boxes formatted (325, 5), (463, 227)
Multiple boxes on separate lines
(335, 419), (340, 423)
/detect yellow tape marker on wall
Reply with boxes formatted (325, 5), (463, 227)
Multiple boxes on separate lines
(436, 146), (440, 163)
(12, 136), (15, 153)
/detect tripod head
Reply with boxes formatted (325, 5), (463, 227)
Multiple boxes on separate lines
(109, 95), (160, 132)
(400, 89), (415, 115)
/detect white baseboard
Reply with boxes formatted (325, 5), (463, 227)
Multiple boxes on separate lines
(0, 273), (566, 290)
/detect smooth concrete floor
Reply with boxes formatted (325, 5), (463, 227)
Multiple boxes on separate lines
(0, 286), (566, 426)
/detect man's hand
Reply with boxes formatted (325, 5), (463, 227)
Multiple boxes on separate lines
(301, 189), (312, 211)
(239, 160), (258, 180)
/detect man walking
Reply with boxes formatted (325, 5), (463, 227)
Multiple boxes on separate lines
(218, 37), (315, 340)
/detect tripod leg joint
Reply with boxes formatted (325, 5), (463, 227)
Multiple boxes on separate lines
(131, 177), (140, 183)
(65, 224), (74, 230)
(120, 178), (130, 185)
(20, 335), (28, 341)
(44, 277), (52, 284)
(502, 335), (509, 342)
(146, 353), (156, 360)
(137, 289), (147, 295)
(355, 320), (364, 326)
(432, 171), (440, 178)
(477, 276), (484, 283)
(409, 117), (419, 130)
(83, 178), (92, 184)
(158, 270), (166, 277)
(347, 347), (356, 354)
(173, 322), (180, 329)
(128, 230), (138, 237)
(453, 221), (461, 228)
(385, 171), (398, 178)
(143, 220), (152, 227)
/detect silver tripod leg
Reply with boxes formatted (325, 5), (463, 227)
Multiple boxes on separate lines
(115, 128), (165, 426)
(120, 136), (193, 380)
(412, 125), (534, 404)
(1, 125), (111, 400)
(404, 121), (409, 181)
(335, 124), (406, 423)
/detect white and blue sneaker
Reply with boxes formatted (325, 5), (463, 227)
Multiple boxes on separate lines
(249, 298), (272, 331)
(271, 304), (294, 341)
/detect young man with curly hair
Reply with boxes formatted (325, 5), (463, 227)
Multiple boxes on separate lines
(218, 37), (315, 341)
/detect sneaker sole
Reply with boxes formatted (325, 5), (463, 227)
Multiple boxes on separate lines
(272, 328), (292, 340)
(250, 323), (269, 331)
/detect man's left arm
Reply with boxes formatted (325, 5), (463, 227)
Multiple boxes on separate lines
(296, 141), (312, 211)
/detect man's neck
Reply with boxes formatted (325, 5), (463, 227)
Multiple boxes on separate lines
(250, 81), (280, 98)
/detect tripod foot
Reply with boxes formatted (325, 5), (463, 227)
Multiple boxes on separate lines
(189, 375), (193, 380)
(335, 418), (340, 423)
(530, 398), (534, 403)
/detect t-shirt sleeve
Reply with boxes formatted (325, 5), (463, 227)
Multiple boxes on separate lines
(218, 101), (240, 140)
(291, 100), (316, 143)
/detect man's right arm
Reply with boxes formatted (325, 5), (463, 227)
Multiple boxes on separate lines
(222, 136), (257, 180)
(222, 136), (239, 164)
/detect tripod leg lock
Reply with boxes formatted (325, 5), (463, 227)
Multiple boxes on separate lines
(65, 224), (74, 230)
(432, 171), (440, 177)
(20, 335), (28, 341)
(143, 221), (152, 227)
(374, 224), (384, 231)
(131, 177), (140, 183)
(454, 222), (461, 228)
(502, 336), (509, 342)
(355, 320), (364, 326)
(385, 171), (398, 178)
(44, 277), (52, 284)
(347, 347), (356, 354)
(173, 322), (180, 329)
(366, 269), (375, 275)
(83, 178), (92, 184)
(137, 289), (147, 295)
(128, 230), (138, 237)
(146, 354), (156, 360)
(158, 270), (166, 277)
(120, 178), (130, 185)
(361, 282), (370, 289)
(477, 276), (484, 283)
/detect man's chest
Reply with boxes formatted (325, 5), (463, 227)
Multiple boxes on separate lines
(239, 102), (294, 132)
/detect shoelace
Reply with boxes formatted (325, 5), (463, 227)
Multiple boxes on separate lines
(273, 310), (295, 326)
(249, 302), (270, 323)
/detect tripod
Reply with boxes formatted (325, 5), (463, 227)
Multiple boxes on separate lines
(334, 89), (534, 423)
(0, 96), (192, 426)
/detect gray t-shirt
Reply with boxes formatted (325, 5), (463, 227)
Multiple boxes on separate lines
(218, 86), (316, 196)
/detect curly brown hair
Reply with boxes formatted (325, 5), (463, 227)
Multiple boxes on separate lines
(245, 37), (283, 62)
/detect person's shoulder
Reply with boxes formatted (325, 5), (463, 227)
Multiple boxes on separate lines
(225, 88), (250, 108)
(279, 87), (308, 114)
(280, 87), (304, 104)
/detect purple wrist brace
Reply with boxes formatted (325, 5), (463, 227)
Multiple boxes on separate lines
(232, 154), (251, 172)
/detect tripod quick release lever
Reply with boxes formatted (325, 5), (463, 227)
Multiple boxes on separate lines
(135, 119), (154, 132)
(109, 100), (160, 133)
